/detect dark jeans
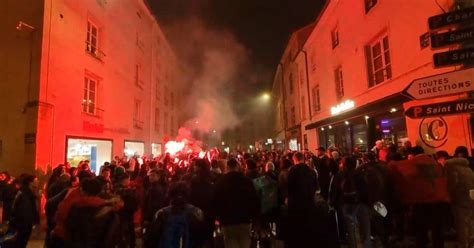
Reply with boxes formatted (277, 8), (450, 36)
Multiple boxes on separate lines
(14, 225), (32, 248)
(343, 203), (371, 248)
(412, 202), (447, 248)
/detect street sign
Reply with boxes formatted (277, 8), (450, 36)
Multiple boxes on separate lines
(428, 6), (474, 30)
(402, 68), (474, 100)
(404, 98), (474, 119)
(433, 47), (474, 67)
(431, 27), (474, 48)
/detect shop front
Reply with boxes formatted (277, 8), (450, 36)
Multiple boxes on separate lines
(124, 140), (145, 157)
(66, 136), (113, 173)
(307, 94), (410, 153)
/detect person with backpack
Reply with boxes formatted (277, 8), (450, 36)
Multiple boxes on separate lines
(143, 181), (203, 248)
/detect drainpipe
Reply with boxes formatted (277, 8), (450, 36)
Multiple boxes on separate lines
(302, 50), (312, 120)
(279, 62), (288, 150)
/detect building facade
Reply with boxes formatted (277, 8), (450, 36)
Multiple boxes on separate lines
(1, 0), (182, 175)
(275, 0), (474, 155)
(272, 23), (315, 151)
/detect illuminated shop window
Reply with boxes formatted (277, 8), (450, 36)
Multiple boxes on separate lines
(66, 137), (112, 174)
(83, 77), (97, 114)
(134, 100), (143, 129)
(124, 141), (145, 157)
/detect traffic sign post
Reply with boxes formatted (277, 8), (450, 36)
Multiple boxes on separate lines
(404, 98), (474, 119)
(402, 68), (474, 100)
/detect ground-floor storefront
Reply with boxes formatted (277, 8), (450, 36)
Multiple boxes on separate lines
(305, 93), (474, 155)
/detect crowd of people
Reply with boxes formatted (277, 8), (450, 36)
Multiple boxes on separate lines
(0, 140), (473, 248)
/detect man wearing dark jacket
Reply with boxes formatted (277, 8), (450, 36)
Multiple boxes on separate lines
(287, 152), (329, 248)
(214, 158), (259, 248)
(10, 175), (39, 248)
(64, 178), (121, 248)
(142, 169), (167, 232)
(314, 147), (337, 201)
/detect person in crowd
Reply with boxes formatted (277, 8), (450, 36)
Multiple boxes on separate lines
(445, 156), (474, 248)
(45, 174), (75, 247)
(47, 173), (71, 199)
(435, 150), (450, 167)
(314, 147), (332, 201)
(245, 159), (260, 179)
(214, 158), (259, 248)
(372, 140), (387, 162)
(336, 156), (371, 248)
(287, 152), (327, 248)
(210, 159), (223, 184)
(391, 146), (450, 248)
(453, 146), (474, 171)
(142, 169), (168, 233)
(189, 159), (216, 247)
(63, 177), (121, 248)
(9, 174), (39, 248)
(46, 165), (66, 195)
(98, 167), (113, 197)
(144, 181), (204, 248)
(114, 173), (139, 248)
(253, 161), (279, 238)
(51, 174), (120, 248)
(1, 173), (17, 224)
(385, 143), (402, 162)
(357, 152), (390, 246)
(400, 140), (413, 159)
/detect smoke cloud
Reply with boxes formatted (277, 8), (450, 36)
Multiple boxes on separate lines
(163, 17), (250, 135)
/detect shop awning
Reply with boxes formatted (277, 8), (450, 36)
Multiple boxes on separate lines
(305, 93), (410, 130)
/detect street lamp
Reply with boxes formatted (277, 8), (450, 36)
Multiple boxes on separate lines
(262, 93), (270, 101)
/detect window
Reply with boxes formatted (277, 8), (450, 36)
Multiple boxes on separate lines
(134, 100), (143, 129)
(154, 108), (160, 132)
(135, 64), (144, 87)
(86, 20), (100, 57)
(331, 27), (339, 48)
(366, 35), (392, 87)
(164, 86), (169, 106)
(291, 106), (296, 126)
(311, 85), (321, 112)
(83, 77), (97, 114)
(289, 73), (294, 94)
(365, 0), (378, 13)
(334, 66), (344, 99)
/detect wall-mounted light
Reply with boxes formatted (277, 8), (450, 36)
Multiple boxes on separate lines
(321, 127), (325, 131)
(390, 108), (397, 113)
(328, 125), (333, 129)
(364, 115), (370, 120)
(344, 121), (350, 125)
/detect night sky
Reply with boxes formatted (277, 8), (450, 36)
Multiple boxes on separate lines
(147, 0), (326, 90)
